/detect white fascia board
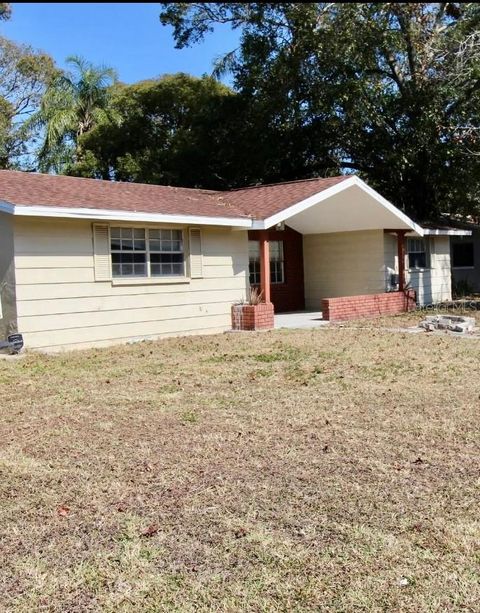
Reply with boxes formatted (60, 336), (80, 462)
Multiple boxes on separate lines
(351, 176), (424, 236)
(2, 202), (252, 228)
(254, 175), (424, 236)
(422, 228), (472, 236)
(255, 176), (358, 229)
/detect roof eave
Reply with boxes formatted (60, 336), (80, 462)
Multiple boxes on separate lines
(252, 176), (424, 235)
(0, 202), (252, 228)
(422, 228), (472, 236)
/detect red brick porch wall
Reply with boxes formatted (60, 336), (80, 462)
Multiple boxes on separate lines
(322, 290), (416, 322)
(231, 302), (275, 331)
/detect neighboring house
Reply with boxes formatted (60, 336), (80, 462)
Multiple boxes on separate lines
(448, 222), (480, 295)
(0, 170), (469, 351)
(413, 220), (480, 296)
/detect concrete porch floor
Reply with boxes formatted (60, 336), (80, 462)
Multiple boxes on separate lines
(274, 311), (328, 329)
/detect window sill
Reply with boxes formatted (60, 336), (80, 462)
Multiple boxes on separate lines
(408, 268), (432, 273)
(112, 276), (191, 286)
(452, 266), (474, 270)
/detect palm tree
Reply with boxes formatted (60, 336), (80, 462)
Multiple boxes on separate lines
(32, 55), (117, 172)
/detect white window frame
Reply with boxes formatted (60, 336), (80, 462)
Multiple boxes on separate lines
(248, 240), (261, 285)
(248, 239), (285, 285)
(407, 237), (430, 271)
(269, 240), (285, 284)
(110, 225), (186, 280)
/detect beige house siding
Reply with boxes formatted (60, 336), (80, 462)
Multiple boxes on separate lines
(303, 229), (386, 309)
(406, 236), (452, 305)
(0, 211), (17, 340)
(383, 234), (452, 305)
(14, 218), (248, 351)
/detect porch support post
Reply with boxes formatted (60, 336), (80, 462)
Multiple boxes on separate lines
(259, 231), (271, 303)
(397, 230), (407, 292)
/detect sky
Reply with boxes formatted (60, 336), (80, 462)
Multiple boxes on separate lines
(2, 3), (238, 84)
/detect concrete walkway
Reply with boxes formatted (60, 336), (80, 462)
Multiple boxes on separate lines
(274, 311), (328, 330)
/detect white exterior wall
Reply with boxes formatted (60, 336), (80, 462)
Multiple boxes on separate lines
(303, 230), (386, 309)
(406, 236), (452, 305)
(14, 218), (248, 351)
(383, 234), (452, 305)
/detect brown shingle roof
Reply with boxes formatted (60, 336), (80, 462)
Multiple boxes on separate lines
(0, 170), (242, 219)
(0, 170), (349, 221)
(224, 176), (350, 219)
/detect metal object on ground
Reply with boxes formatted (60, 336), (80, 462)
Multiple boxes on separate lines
(0, 333), (24, 354)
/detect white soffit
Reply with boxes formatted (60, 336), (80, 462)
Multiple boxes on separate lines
(256, 176), (424, 236)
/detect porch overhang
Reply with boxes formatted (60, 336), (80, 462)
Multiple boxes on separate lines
(251, 176), (424, 236)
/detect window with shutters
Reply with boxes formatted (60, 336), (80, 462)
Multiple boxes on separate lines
(110, 227), (185, 278)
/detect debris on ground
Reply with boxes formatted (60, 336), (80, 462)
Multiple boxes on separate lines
(418, 315), (475, 334)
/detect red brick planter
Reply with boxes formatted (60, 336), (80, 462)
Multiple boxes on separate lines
(231, 302), (275, 331)
(322, 290), (416, 322)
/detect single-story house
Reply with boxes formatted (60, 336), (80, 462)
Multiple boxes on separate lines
(0, 170), (470, 351)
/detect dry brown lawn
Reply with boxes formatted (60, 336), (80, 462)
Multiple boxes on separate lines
(1, 315), (479, 611)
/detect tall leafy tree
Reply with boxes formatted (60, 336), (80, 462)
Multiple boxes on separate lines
(160, 3), (480, 220)
(0, 36), (56, 168)
(31, 55), (117, 172)
(70, 73), (257, 188)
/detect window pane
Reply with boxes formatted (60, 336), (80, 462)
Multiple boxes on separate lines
(248, 240), (260, 258)
(149, 229), (160, 240)
(409, 252), (426, 269)
(150, 252), (184, 276)
(249, 260), (260, 285)
(110, 228), (147, 277)
(452, 242), (474, 267)
(134, 263), (146, 276)
(151, 253), (183, 264)
(270, 260), (285, 284)
(116, 252), (133, 264)
(270, 241), (280, 259)
(111, 250), (146, 277)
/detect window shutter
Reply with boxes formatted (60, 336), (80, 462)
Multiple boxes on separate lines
(189, 228), (203, 278)
(93, 224), (111, 281)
